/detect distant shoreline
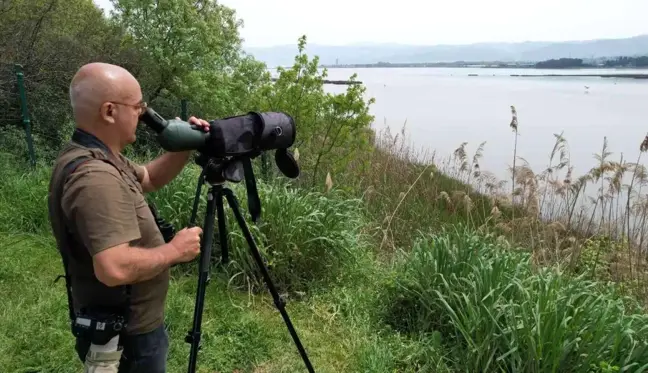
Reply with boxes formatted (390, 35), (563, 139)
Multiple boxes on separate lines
(320, 64), (648, 71)
(507, 73), (648, 79)
(312, 66), (648, 81)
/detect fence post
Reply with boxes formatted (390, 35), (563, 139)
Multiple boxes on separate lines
(261, 152), (269, 181)
(181, 99), (188, 121)
(15, 64), (36, 168)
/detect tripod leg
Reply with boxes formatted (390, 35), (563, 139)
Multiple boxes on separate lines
(215, 188), (229, 264)
(186, 185), (221, 373)
(189, 170), (206, 227)
(222, 188), (316, 373)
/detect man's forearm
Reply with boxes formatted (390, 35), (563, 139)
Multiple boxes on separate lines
(94, 243), (178, 286)
(122, 244), (176, 283)
(144, 151), (192, 191)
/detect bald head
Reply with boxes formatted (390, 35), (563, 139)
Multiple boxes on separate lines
(69, 62), (141, 127)
(69, 63), (144, 153)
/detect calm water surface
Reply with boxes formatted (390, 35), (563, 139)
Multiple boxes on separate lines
(323, 68), (648, 183)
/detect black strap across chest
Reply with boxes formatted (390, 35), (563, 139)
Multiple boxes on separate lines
(54, 129), (132, 323)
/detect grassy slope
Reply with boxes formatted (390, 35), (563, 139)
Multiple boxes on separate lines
(2, 124), (648, 372)
(0, 232), (398, 373)
(0, 155), (430, 373)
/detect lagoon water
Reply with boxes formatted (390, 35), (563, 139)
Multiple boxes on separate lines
(323, 67), (648, 185)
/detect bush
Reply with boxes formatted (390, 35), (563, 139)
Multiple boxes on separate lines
(381, 225), (648, 372)
(145, 159), (373, 294)
(0, 154), (51, 234)
(222, 180), (371, 294)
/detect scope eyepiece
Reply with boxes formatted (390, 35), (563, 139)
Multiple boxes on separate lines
(139, 108), (168, 133)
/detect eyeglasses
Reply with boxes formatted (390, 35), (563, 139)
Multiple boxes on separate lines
(107, 100), (148, 115)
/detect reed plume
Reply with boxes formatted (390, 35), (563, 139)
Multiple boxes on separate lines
(641, 133), (648, 153)
(510, 105), (519, 203)
(325, 172), (333, 192)
(624, 132), (648, 277)
(453, 142), (469, 181)
(357, 113), (648, 299)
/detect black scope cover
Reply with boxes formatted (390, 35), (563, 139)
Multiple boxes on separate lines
(205, 111), (296, 159)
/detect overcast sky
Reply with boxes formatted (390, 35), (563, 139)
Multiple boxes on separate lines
(93, 0), (648, 47)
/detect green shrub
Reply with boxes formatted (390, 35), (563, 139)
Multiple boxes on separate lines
(381, 225), (648, 372)
(574, 235), (625, 280)
(0, 154), (51, 234)
(147, 160), (373, 294)
(221, 180), (371, 294)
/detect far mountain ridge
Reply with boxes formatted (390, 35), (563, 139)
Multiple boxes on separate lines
(245, 34), (648, 67)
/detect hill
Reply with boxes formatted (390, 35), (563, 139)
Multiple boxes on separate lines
(245, 34), (648, 67)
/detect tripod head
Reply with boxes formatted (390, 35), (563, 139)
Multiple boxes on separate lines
(194, 152), (254, 185)
(191, 151), (270, 224)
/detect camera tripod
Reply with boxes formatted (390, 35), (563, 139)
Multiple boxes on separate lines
(184, 158), (315, 373)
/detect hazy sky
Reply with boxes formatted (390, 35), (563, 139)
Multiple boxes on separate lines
(94, 0), (648, 47)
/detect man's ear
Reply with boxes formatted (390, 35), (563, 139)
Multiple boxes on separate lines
(100, 102), (116, 124)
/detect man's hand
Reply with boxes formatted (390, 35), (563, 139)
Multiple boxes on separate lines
(180, 116), (210, 133)
(168, 227), (203, 264)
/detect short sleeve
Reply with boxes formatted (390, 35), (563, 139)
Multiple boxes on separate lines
(62, 161), (141, 256)
(120, 155), (146, 183)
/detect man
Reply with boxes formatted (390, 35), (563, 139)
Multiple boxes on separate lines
(47, 62), (209, 372)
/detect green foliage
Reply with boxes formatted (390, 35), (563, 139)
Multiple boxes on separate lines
(381, 225), (648, 372)
(1, 0), (375, 184)
(0, 154), (52, 234)
(142, 159), (373, 294)
(575, 235), (625, 280)
(144, 162), (204, 230)
(254, 36), (376, 187)
(223, 181), (371, 293)
(109, 0), (272, 155)
(590, 361), (622, 373)
(149, 170), (372, 293)
(110, 0), (266, 116)
(351, 332), (452, 373)
(111, 0), (243, 102)
(1, 0), (132, 160)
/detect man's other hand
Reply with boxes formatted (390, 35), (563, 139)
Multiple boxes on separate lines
(169, 227), (202, 263)
(177, 116), (210, 132)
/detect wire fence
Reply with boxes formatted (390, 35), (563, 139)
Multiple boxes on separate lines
(0, 66), (272, 179)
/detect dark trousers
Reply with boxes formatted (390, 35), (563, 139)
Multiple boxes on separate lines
(75, 324), (169, 373)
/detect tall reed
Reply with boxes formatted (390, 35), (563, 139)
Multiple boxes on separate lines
(336, 108), (648, 303)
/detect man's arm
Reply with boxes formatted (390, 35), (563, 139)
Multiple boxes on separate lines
(62, 162), (201, 287)
(140, 115), (211, 193)
(93, 227), (201, 287)
(140, 151), (192, 193)
(93, 242), (176, 286)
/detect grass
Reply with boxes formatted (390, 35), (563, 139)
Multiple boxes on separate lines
(380, 225), (648, 372)
(0, 232), (387, 373)
(0, 152), (430, 373)
(1, 116), (648, 372)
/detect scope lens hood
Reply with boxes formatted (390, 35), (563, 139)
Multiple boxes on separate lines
(275, 148), (299, 179)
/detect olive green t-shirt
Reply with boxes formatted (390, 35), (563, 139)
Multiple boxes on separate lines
(54, 144), (169, 335)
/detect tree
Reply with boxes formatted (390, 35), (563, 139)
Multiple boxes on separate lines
(110, 0), (271, 155)
(0, 0), (136, 161)
(252, 36), (375, 187)
(110, 0), (262, 109)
